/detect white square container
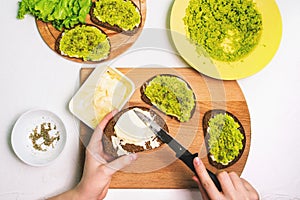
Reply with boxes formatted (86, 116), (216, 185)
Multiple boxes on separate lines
(69, 66), (135, 129)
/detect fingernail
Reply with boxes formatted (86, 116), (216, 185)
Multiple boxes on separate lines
(192, 175), (199, 183)
(129, 153), (138, 161)
(112, 109), (119, 115)
(194, 157), (201, 166)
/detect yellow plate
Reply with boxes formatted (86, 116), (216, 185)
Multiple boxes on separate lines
(170, 0), (282, 80)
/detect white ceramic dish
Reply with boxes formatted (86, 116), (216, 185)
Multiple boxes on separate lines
(69, 66), (135, 129)
(11, 109), (67, 167)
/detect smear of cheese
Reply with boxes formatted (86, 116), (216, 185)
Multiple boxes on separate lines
(112, 108), (161, 156)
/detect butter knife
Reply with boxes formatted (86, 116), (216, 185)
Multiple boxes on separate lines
(134, 110), (222, 191)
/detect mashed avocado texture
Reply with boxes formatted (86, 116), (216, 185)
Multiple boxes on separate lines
(59, 25), (110, 61)
(144, 75), (195, 122)
(183, 0), (262, 62)
(208, 113), (244, 165)
(93, 0), (141, 31)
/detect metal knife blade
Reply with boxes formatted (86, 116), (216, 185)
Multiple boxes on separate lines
(134, 110), (222, 191)
(134, 110), (192, 156)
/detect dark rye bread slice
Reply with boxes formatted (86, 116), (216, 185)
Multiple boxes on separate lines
(202, 109), (246, 169)
(55, 24), (111, 62)
(103, 106), (168, 157)
(90, 0), (142, 36)
(140, 74), (196, 122)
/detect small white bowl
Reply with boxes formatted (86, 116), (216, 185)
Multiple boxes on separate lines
(11, 109), (67, 167)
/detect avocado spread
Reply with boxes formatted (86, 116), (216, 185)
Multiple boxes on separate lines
(59, 25), (110, 61)
(144, 75), (195, 122)
(207, 113), (244, 165)
(183, 0), (263, 62)
(93, 0), (141, 31)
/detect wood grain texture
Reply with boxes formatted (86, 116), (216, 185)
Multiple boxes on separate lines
(79, 67), (251, 189)
(35, 0), (146, 63)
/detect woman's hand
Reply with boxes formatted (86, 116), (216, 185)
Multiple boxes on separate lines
(49, 110), (137, 200)
(193, 157), (259, 200)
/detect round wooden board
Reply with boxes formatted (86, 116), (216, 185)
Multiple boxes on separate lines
(78, 67), (251, 189)
(36, 0), (146, 63)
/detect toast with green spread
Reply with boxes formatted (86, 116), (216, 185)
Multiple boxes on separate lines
(202, 109), (246, 169)
(140, 74), (196, 122)
(90, 0), (142, 35)
(55, 24), (111, 62)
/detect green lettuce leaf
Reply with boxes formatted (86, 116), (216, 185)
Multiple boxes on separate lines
(17, 0), (91, 31)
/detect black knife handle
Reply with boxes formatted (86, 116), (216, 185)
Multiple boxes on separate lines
(206, 168), (222, 192)
(178, 151), (222, 191)
(178, 151), (198, 173)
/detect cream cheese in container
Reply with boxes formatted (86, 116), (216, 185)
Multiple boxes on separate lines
(69, 66), (135, 129)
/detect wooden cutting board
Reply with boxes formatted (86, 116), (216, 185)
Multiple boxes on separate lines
(36, 0), (146, 63)
(79, 67), (251, 189)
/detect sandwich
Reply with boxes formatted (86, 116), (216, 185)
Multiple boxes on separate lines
(202, 109), (246, 169)
(90, 0), (142, 35)
(103, 106), (168, 157)
(140, 74), (196, 122)
(55, 24), (110, 62)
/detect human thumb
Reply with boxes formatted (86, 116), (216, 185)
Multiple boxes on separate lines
(104, 153), (138, 176)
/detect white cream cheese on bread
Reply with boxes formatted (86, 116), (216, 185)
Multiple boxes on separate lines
(112, 107), (161, 156)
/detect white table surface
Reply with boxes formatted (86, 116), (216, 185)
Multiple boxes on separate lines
(1, 0), (300, 199)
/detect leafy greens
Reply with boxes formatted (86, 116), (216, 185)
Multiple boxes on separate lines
(17, 0), (92, 30)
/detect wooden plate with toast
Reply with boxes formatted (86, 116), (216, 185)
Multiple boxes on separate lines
(36, 0), (146, 63)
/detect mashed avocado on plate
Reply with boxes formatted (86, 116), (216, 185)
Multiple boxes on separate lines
(143, 75), (195, 122)
(207, 113), (244, 165)
(183, 0), (263, 62)
(58, 25), (110, 61)
(92, 0), (141, 31)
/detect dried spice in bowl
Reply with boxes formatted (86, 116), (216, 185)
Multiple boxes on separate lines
(29, 122), (60, 152)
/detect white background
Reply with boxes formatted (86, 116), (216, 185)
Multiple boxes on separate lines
(1, 0), (300, 199)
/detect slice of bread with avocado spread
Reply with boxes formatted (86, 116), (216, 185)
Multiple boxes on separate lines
(140, 74), (196, 122)
(55, 24), (110, 62)
(90, 0), (141, 35)
(202, 109), (246, 169)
